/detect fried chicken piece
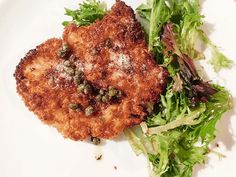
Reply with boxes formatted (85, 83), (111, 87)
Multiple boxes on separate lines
(14, 0), (168, 140)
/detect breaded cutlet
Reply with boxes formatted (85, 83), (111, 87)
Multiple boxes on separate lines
(14, 0), (168, 140)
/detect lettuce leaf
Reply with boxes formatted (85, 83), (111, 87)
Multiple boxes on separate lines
(209, 46), (234, 72)
(125, 85), (232, 177)
(131, 5), (233, 176)
(63, 0), (107, 27)
(161, 23), (218, 106)
(148, 0), (171, 52)
(136, 0), (233, 72)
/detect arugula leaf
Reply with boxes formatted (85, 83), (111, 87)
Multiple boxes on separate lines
(63, 0), (107, 27)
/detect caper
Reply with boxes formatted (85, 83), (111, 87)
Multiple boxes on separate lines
(96, 95), (102, 102)
(75, 70), (83, 77)
(99, 89), (105, 95)
(77, 84), (85, 92)
(62, 43), (69, 50)
(116, 90), (122, 98)
(58, 43), (69, 58)
(91, 137), (101, 145)
(74, 75), (81, 86)
(108, 88), (118, 97)
(58, 51), (66, 58)
(63, 60), (71, 67)
(85, 106), (94, 116)
(102, 95), (109, 103)
(68, 103), (79, 110)
(83, 84), (92, 94)
(74, 70), (84, 85)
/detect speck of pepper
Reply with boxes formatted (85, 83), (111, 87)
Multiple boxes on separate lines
(95, 154), (102, 161)
(30, 67), (36, 72)
(114, 166), (117, 170)
(215, 143), (220, 148)
(104, 38), (113, 48)
(90, 47), (100, 55)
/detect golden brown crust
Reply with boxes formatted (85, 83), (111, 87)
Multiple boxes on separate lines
(14, 1), (169, 141)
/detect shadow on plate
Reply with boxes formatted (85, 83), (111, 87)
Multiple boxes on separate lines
(112, 132), (127, 142)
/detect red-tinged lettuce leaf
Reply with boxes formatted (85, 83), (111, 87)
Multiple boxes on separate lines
(161, 23), (217, 106)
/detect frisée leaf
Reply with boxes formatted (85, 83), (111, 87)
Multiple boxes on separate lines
(126, 1), (233, 176)
(125, 84), (232, 177)
(136, 0), (233, 71)
(63, 0), (107, 27)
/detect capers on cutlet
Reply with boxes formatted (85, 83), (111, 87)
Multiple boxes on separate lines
(58, 43), (70, 58)
(91, 137), (101, 145)
(85, 106), (94, 116)
(68, 103), (79, 110)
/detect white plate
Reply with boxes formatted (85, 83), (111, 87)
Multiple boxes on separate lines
(0, 0), (236, 177)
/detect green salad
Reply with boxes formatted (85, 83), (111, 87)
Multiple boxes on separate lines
(63, 0), (233, 176)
